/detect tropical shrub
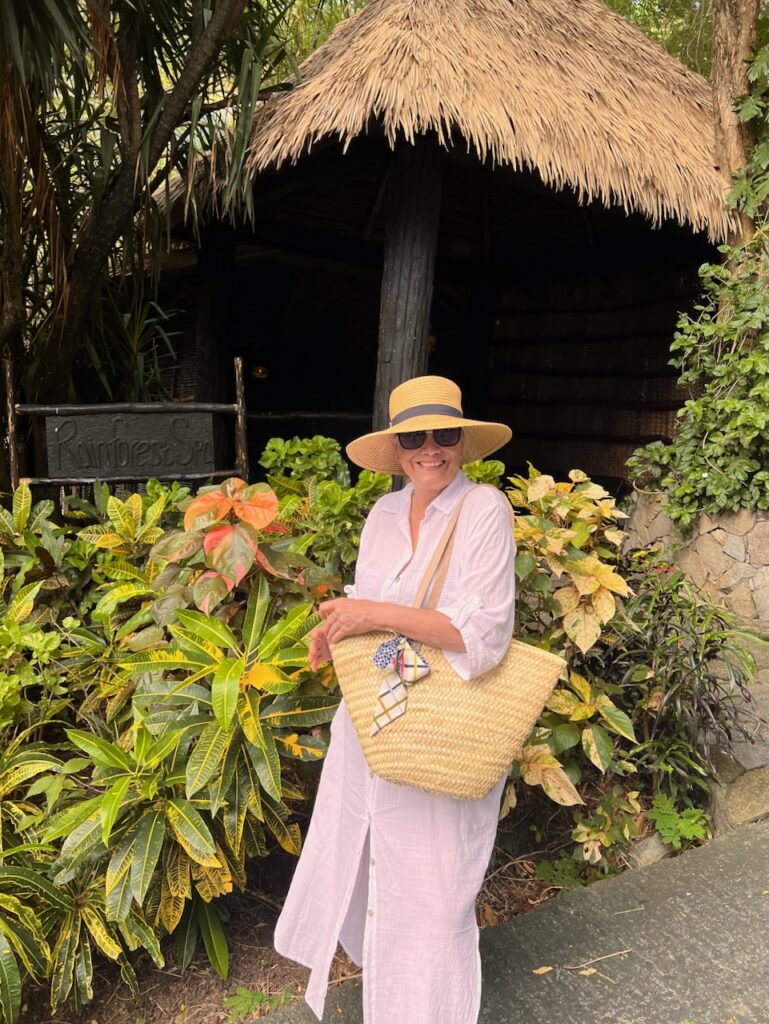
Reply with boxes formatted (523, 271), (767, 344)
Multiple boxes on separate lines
(0, 453), (760, 1014)
(260, 435), (390, 574)
(0, 477), (340, 1021)
(498, 468), (641, 868)
(499, 467), (756, 873)
(627, 226), (769, 530)
(627, 47), (769, 531)
(578, 550), (761, 801)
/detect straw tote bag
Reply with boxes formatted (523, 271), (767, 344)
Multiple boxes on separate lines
(330, 490), (566, 800)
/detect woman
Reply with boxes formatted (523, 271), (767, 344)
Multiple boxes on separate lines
(274, 375), (516, 1023)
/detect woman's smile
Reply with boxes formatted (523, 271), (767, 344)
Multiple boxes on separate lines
(394, 433), (464, 494)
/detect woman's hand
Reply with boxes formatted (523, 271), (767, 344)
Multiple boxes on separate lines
(308, 625), (332, 672)
(318, 598), (380, 645)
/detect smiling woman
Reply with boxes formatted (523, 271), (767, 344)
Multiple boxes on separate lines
(273, 376), (517, 1024)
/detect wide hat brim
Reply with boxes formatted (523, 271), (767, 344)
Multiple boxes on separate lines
(346, 414), (512, 474)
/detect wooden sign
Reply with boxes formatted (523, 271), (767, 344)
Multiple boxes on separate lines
(45, 413), (215, 480)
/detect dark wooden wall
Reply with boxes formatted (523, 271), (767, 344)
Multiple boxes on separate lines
(159, 137), (715, 485)
(487, 264), (698, 481)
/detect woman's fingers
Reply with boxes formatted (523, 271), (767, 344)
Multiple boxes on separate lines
(309, 624), (332, 670)
(318, 599), (342, 620)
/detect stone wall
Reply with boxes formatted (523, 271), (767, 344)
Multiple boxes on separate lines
(625, 493), (768, 832)
(624, 494), (767, 627)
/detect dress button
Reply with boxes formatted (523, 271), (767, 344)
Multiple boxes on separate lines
(367, 908), (374, 917)
(370, 858), (375, 867)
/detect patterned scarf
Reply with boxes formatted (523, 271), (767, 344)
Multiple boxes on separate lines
(370, 635), (430, 736)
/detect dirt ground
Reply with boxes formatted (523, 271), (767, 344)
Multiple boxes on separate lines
(21, 832), (555, 1024)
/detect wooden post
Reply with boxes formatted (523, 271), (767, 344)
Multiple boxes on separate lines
(3, 352), (19, 490)
(234, 357), (249, 481)
(373, 134), (443, 430)
(196, 226), (235, 467)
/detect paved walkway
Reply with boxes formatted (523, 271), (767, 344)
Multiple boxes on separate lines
(270, 820), (768, 1024)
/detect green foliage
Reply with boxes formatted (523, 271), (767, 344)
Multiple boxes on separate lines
(223, 984), (293, 1021)
(260, 437), (390, 574)
(579, 552), (761, 802)
(570, 787), (642, 867)
(0, 474), (341, 1021)
(731, 45), (769, 222)
(534, 853), (586, 891)
(627, 228), (769, 530)
(462, 459), (506, 488)
(0, 0), (301, 402)
(0, 453), (758, 1012)
(603, 0), (714, 75)
(628, 47), (769, 531)
(259, 435), (351, 485)
(508, 467), (629, 655)
(501, 468), (756, 874)
(285, 0), (366, 60)
(83, 288), (178, 403)
(645, 794), (711, 850)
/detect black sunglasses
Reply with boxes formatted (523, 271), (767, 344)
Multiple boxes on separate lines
(396, 428), (462, 450)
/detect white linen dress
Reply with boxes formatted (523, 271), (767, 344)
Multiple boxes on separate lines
(274, 471), (516, 1023)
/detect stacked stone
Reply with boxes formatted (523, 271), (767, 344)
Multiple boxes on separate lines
(624, 495), (768, 839)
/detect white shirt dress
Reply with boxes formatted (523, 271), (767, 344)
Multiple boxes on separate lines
(274, 471), (516, 1023)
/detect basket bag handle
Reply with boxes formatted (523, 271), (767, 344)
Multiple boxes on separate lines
(413, 487), (514, 612)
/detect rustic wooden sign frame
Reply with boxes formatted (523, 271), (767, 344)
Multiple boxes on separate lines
(8, 357), (249, 488)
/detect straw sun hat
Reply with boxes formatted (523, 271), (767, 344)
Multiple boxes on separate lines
(346, 376), (512, 474)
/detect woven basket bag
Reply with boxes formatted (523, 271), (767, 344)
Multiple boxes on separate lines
(331, 490), (566, 800)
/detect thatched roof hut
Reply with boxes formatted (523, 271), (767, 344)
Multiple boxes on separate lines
(156, 0), (731, 484)
(248, 0), (732, 242)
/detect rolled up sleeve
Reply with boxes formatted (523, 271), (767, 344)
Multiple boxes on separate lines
(438, 495), (516, 681)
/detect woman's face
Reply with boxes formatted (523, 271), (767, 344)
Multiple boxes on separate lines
(392, 430), (464, 497)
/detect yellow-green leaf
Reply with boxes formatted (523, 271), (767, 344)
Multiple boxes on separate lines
(259, 694), (338, 729)
(175, 610), (239, 653)
(598, 704), (637, 742)
(552, 585), (581, 617)
(6, 582), (43, 625)
(186, 724), (228, 797)
(107, 496), (136, 539)
(165, 799), (218, 867)
(243, 575), (271, 665)
(94, 583), (153, 618)
(168, 625), (226, 667)
(591, 586), (616, 624)
(242, 662), (296, 692)
(545, 689), (580, 716)
(262, 801), (302, 856)
(237, 691), (263, 745)
(49, 913), (80, 1009)
(246, 733), (281, 802)
(211, 657), (243, 731)
(12, 481), (31, 533)
(568, 673), (592, 703)
(165, 844), (191, 899)
(540, 766), (585, 806)
(130, 811), (166, 905)
(581, 724), (614, 772)
(80, 906), (121, 960)
(563, 607), (602, 654)
(100, 776), (130, 845)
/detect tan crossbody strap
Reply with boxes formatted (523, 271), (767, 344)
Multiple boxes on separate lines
(413, 487), (516, 612)
(412, 493), (470, 610)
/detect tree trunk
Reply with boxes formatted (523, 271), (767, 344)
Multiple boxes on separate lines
(373, 135), (443, 430)
(711, 0), (759, 240)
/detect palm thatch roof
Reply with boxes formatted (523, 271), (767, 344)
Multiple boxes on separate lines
(247, 0), (733, 241)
